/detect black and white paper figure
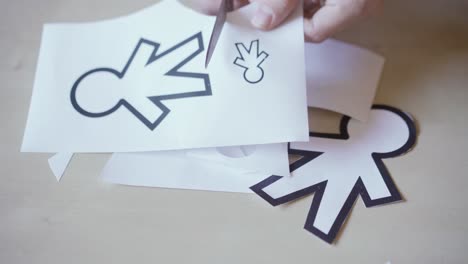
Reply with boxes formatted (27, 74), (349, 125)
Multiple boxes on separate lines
(234, 40), (269, 84)
(251, 105), (417, 243)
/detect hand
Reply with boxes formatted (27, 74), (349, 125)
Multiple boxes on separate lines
(189, 0), (383, 42)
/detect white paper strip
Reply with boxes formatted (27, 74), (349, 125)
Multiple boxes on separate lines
(101, 151), (270, 193)
(305, 39), (385, 121)
(48, 152), (74, 181)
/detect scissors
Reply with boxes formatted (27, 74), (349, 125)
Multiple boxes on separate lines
(205, 0), (235, 68)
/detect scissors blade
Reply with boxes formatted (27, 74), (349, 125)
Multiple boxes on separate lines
(205, 0), (234, 68)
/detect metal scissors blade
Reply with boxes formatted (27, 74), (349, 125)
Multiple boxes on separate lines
(205, 0), (234, 68)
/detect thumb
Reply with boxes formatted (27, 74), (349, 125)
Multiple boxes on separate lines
(250, 0), (299, 30)
(304, 0), (383, 42)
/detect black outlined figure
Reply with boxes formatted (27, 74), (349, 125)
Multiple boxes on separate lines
(70, 32), (211, 130)
(251, 105), (417, 244)
(234, 40), (269, 84)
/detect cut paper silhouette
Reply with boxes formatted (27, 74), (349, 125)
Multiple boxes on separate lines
(251, 105), (417, 244)
(234, 40), (269, 84)
(71, 32), (211, 130)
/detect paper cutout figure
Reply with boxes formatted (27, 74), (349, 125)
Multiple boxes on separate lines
(234, 40), (269, 84)
(251, 105), (417, 243)
(71, 32), (211, 130)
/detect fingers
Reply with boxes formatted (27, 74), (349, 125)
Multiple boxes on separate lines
(304, 4), (354, 43)
(304, 0), (383, 42)
(250, 0), (299, 30)
(191, 0), (299, 30)
(189, 0), (383, 42)
(189, 0), (249, 15)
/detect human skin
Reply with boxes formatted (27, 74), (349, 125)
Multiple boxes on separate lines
(189, 0), (383, 42)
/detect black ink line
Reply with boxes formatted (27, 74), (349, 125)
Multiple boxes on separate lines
(233, 39), (269, 84)
(70, 32), (211, 130)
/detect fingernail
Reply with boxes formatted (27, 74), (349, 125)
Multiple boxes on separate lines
(251, 5), (274, 29)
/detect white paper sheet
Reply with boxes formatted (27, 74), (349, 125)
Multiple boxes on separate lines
(48, 152), (74, 181)
(46, 40), (384, 185)
(22, 0), (308, 153)
(187, 143), (290, 177)
(305, 39), (385, 121)
(101, 151), (270, 193)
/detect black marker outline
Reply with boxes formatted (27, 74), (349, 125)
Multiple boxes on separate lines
(70, 32), (211, 130)
(233, 39), (269, 84)
(250, 105), (417, 244)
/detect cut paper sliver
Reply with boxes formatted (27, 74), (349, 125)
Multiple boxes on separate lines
(48, 152), (73, 181)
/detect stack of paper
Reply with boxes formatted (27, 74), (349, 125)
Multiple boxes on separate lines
(22, 1), (402, 244)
